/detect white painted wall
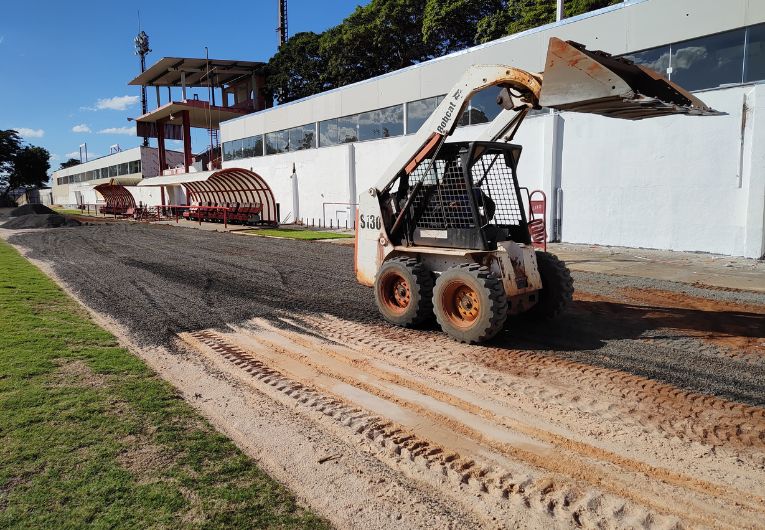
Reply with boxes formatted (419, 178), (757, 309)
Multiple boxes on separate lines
(558, 85), (763, 258)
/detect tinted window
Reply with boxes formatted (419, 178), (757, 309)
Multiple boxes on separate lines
(357, 111), (377, 141)
(467, 86), (503, 125)
(242, 135), (263, 158)
(265, 130), (289, 154)
(128, 160), (140, 174)
(745, 23), (765, 83)
(118, 163), (129, 176)
(624, 46), (671, 76)
(459, 108), (470, 127)
(671, 29), (745, 90)
(223, 139), (243, 161)
(406, 96), (443, 134)
(289, 124), (315, 150)
(377, 105), (403, 138)
(319, 119), (338, 147)
(232, 139), (244, 160)
(338, 115), (358, 143)
(357, 105), (404, 140)
(108, 165), (118, 178)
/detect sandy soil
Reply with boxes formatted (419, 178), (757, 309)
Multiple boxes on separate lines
(4, 223), (764, 529)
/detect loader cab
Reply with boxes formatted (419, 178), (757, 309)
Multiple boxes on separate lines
(396, 141), (531, 251)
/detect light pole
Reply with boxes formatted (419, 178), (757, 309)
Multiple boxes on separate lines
(134, 29), (151, 147)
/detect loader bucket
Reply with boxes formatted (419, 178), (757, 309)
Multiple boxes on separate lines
(539, 37), (723, 120)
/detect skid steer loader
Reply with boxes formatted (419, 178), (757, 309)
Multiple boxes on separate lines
(355, 37), (721, 344)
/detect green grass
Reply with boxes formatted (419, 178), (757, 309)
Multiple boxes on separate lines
(52, 208), (86, 215)
(242, 228), (353, 240)
(0, 240), (330, 529)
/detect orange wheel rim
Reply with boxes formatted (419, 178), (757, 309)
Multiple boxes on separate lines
(441, 281), (480, 329)
(379, 271), (411, 315)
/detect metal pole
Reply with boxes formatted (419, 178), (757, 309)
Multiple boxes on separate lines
(277, 0), (288, 47)
(556, 0), (564, 21)
(134, 29), (151, 147)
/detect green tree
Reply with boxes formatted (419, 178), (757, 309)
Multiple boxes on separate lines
(8, 146), (50, 191)
(0, 130), (22, 175)
(476, 0), (622, 43)
(423, 0), (506, 53)
(267, 32), (332, 104)
(566, 0), (621, 18)
(59, 158), (81, 170)
(321, 0), (438, 88)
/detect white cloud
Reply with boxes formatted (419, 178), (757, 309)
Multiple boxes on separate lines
(0, 36), (5, 45)
(65, 151), (100, 160)
(98, 126), (134, 136)
(13, 127), (45, 138)
(83, 95), (140, 111)
(72, 124), (91, 133)
(50, 154), (60, 161)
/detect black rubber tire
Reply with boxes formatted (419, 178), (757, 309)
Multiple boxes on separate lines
(374, 257), (434, 328)
(526, 251), (574, 319)
(433, 263), (508, 344)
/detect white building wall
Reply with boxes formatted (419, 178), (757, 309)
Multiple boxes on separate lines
(558, 85), (763, 257)
(51, 146), (185, 207)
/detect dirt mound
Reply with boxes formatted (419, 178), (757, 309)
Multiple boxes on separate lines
(2, 214), (81, 229)
(9, 203), (57, 217)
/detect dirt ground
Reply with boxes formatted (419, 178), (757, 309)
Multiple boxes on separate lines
(4, 222), (765, 529)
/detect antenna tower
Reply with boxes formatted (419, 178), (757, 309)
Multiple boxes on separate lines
(134, 14), (151, 147)
(277, 0), (288, 47)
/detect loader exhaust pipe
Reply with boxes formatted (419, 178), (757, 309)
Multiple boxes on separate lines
(539, 38), (724, 120)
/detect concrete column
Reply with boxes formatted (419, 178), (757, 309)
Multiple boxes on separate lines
(181, 110), (192, 172)
(291, 163), (300, 221)
(542, 113), (564, 241)
(347, 143), (357, 228)
(157, 117), (167, 174)
(743, 85), (765, 258)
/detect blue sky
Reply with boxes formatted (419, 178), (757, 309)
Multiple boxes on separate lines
(0, 0), (368, 171)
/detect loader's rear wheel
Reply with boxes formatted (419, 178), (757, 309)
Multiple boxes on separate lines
(526, 251), (574, 319)
(434, 264), (507, 344)
(375, 257), (433, 328)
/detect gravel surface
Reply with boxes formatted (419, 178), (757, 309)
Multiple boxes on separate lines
(9, 223), (765, 406)
(574, 270), (765, 306)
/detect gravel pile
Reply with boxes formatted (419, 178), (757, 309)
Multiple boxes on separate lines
(9, 203), (56, 217)
(2, 213), (82, 229)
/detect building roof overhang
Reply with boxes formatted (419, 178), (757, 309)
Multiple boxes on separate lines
(129, 57), (265, 87)
(132, 100), (249, 128)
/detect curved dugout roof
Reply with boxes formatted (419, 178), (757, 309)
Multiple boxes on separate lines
(139, 168), (278, 224)
(94, 183), (136, 210)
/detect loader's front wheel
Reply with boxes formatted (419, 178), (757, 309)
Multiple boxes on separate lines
(526, 251), (574, 320)
(375, 257), (434, 328)
(434, 264), (507, 344)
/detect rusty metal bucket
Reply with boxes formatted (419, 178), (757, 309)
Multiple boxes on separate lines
(539, 37), (723, 120)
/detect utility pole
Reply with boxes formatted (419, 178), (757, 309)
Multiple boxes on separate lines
(277, 0), (288, 47)
(134, 16), (151, 147)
